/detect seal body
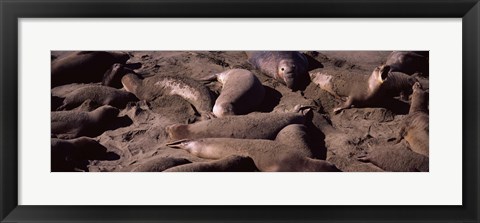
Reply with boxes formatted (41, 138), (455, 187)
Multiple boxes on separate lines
(51, 105), (120, 139)
(131, 156), (192, 172)
(332, 65), (390, 113)
(211, 69), (265, 117)
(166, 112), (305, 141)
(397, 82), (429, 156)
(167, 124), (340, 172)
(57, 85), (138, 110)
(385, 51), (429, 76)
(51, 137), (110, 171)
(163, 155), (258, 172)
(122, 73), (215, 119)
(247, 51), (309, 90)
(51, 51), (130, 87)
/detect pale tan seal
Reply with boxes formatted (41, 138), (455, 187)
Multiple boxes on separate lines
(247, 51), (309, 90)
(201, 69), (265, 117)
(51, 105), (120, 139)
(163, 155), (258, 172)
(57, 85), (138, 110)
(396, 82), (429, 156)
(331, 65), (390, 113)
(121, 73), (215, 119)
(385, 51), (429, 76)
(51, 51), (133, 88)
(165, 111), (306, 141)
(166, 124), (340, 172)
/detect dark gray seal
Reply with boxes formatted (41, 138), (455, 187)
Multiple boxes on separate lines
(385, 51), (429, 76)
(51, 137), (112, 172)
(247, 51), (309, 90)
(51, 51), (132, 88)
(163, 155), (258, 172)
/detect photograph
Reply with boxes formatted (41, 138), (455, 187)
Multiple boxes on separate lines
(50, 50), (429, 172)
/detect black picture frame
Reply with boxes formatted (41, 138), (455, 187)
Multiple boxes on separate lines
(1, 0), (479, 222)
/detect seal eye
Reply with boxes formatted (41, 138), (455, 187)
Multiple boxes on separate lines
(281, 68), (285, 71)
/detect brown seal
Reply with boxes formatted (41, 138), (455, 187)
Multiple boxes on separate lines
(51, 51), (133, 88)
(202, 69), (265, 117)
(131, 156), (192, 172)
(247, 51), (309, 90)
(57, 85), (138, 110)
(121, 73), (215, 120)
(166, 124), (340, 172)
(396, 82), (429, 156)
(166, 111), (306, 141)
(51, 105), (120, 139)
(358, 143), (429, 172)
(163, 155), (258, 172)
(385, 51), (429, 76)
(51, 137), (113, 172)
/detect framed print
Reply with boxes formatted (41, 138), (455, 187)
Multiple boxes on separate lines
(1, 0), (479, 222)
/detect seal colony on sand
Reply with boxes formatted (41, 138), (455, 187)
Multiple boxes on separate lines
(167, 124), (340, 172)
(247, 51), (309, 90)
(50, 50), (429, 172)
(122, 73), (216, 120)
(201, 69), (265, 117)
(397, 82), (429, 156)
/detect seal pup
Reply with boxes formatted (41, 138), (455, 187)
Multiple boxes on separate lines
(163, 155), (258, 172)
(51, 51), (133, 87)
(121, 73), (215, 120)
(247, 51), (309, 90)
(396, 82), (429, 156)
(51, 105), (120, 139)
(51, 137), (111, 171)
(167, 124), (340, 172)
(385, 51), (429, 76)
(166, 111), (306, 141)
(201, 69), (265, 117)
(57, 85), (138, 110)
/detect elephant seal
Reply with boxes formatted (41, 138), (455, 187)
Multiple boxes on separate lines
(166, 124), (340, 172)
(358, 144), (429, 172)
(51, 137), (111, 171)
(121, 73), (215, 119)
(397, 82), (429, 156)
(131, 156), (192, 172)
(163, 155), (258, 172)
(166, 112), (306, 141)
(332, 65), (390, 113)
(385, 51), (429, 76)
(51, 51), (132, 88)
(51, 105), (120, 139)
(202, 69), (265, 117)
(247, 51), (309, 90)
(57, 85), (138, 110)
